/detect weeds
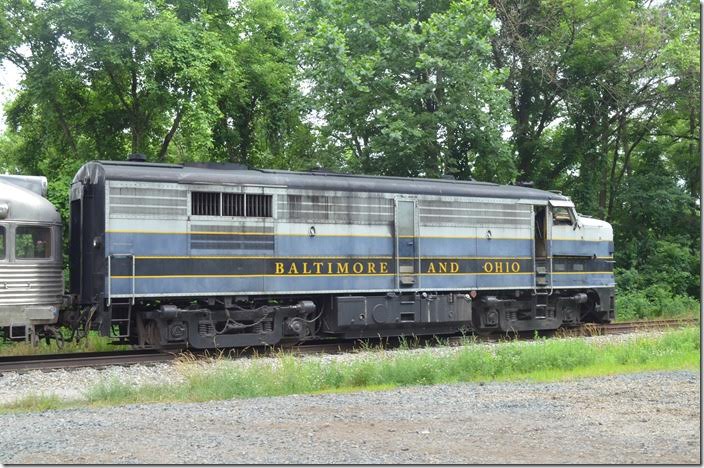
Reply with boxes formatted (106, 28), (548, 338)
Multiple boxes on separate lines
(0, 330), (128, 356)
(4, 327), (697, 414)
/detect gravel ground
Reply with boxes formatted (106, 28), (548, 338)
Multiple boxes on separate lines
(0, 330), (674, 406)
(0, 370), (699, 464)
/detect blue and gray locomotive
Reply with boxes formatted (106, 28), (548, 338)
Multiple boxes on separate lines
(64, 157), (614, 348)
(2, 156), (615, 348)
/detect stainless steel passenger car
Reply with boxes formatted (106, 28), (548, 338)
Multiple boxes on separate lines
(0, 176), (63, 341)
(69, 159), (615, 348)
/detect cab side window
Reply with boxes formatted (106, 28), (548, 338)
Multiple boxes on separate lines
(0, 226), (5, 259)
(15, 226), (52, 259)
(552, 207), (573, 226)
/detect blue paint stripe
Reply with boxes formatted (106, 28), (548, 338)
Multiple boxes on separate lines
(552, 273), (614, 287)
(107, 233), (189, 256)
(552, 240), (612, 257)
(107, 233), (538, 257)
(275, 235), (392, 256)
(110, 275), (397, 296)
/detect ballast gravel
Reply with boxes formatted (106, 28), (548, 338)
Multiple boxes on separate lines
(0, 329), (700, 464)
(0, 330), (673, 405)
(0, 370), (699, 464)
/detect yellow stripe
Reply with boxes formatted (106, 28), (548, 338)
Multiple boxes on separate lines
(112, 271), (539, 279)
(107, 229), (392, 238)
(134, 255), (530, 260)
(410, 235), (532, 240)
(112, 270), (612, 279)
(111, 273), (396, 279)
(135, 255), (394, 260)
(551, 256), (613, 260)
(552, 271), (613, 275)
(402, 256), (532, 260)
(422, 272), (534, 276)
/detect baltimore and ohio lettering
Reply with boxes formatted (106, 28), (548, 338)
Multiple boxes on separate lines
(273, 259), (523, 275)
(275, 261), (390, 275)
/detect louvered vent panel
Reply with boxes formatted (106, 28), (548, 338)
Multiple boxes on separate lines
(279, 194), (393, 224)
(246, 194), (272, 218)
(419, 201), (531, 226)
(191, 192), (220, 216)
(222, 193), (245, 217)
(109, 185), (187, 218)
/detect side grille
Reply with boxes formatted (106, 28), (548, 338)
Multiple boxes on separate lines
(222, 193), (245, 217)
(191, 192), (272, 218)
(279, 194), (393, 224)
(109, 184), (187, 218)
(419, 200), (531, 227)
(246, 194), (272, 218)
(192, 192), (221, 216)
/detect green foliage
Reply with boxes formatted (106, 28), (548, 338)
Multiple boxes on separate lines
(0, 0), (700, 304)
(297, 0), (514, 180)
(614, 285), (699, 321)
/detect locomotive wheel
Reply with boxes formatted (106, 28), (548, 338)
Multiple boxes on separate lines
(138, 320), (161, 347)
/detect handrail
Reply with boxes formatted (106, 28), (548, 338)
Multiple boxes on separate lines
(107, 253), (135, 307)
(531, 209), (537, 294)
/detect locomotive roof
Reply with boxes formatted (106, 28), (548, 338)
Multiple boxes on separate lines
(74, 160), (569, 201)
(0, 180), (61, 224)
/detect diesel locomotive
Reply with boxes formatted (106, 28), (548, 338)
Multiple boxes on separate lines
(1, 156), (615, 348)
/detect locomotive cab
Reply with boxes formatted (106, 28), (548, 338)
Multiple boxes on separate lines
(0, 177), (63, 342)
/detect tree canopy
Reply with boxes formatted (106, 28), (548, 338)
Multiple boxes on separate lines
(0, 0), (699, 301)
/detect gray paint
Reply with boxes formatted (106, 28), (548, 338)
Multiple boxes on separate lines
(75, 160), (570, 201)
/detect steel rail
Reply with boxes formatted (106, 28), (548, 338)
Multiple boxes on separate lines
(0, 349), (175, 374)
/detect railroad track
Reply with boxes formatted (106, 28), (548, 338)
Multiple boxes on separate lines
(580, 317), (699, 336)
(1, 317), (698, 373)
(0, 349), (175, 374)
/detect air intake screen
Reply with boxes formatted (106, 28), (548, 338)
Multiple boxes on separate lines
(246, 194), (272, 218)
(222, 193), (245, 217)
(191, 192), (272, 218)
(192, 192), (220, 216)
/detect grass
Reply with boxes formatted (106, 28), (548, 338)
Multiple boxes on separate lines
(1, 326), (699, 414)
(0, 330), (128, 356)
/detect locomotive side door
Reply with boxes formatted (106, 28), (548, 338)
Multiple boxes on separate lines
(532, 203), (552, 292)
(394, 199), (419, 289)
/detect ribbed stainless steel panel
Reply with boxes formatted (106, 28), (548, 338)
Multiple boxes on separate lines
(0, 263), (63, 305)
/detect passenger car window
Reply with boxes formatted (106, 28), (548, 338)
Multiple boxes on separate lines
(0, 226), (5, 259)
(552, 207), (573, 226)
(15, 226), (52, 259)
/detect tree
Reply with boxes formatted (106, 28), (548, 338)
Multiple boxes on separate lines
(0, 0), (306, 231)
(0, 0), (307, 169)
(296, 0), (514, 181)
(210, 0), (305, 168)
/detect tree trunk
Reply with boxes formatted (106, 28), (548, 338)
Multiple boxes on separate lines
(157, 105), (186, 161)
